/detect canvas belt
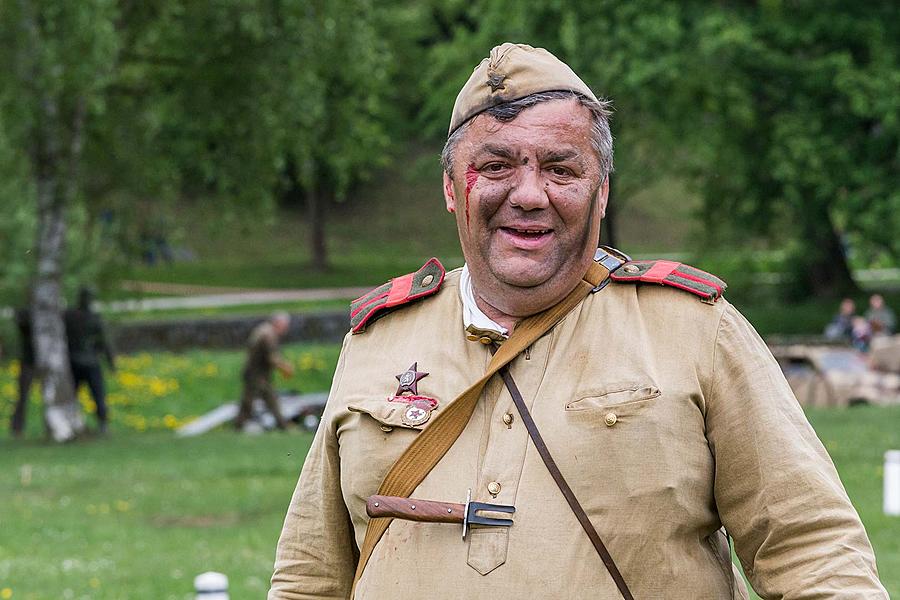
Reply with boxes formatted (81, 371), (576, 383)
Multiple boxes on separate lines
(350, 261), (610, 597)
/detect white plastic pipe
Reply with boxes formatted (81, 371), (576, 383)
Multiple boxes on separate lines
(195, 571), (229, 600)
(885, 450), (900, 516)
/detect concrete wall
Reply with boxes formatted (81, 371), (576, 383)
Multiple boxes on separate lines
(110, 311), (350, 353)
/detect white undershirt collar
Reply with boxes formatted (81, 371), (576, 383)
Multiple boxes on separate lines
(459, 264), (509, 339)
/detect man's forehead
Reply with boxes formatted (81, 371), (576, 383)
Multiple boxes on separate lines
(459, 100), (594, 158)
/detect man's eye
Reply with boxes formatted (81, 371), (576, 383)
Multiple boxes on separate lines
(549, 166), (572, 177)
(482, 163), (507, 173)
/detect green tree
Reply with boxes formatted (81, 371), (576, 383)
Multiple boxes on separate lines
(683, 1), (900, 296)
(0, 0), (402, 440)
(117, 0), (398, 271)
(0, 0), (123, 441)
(419, 0), (900, 296)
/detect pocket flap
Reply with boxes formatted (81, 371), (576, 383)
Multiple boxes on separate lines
(348, 397), (428, 430)
(565, 382), (661, 411)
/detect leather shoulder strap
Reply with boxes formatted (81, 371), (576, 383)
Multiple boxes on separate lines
(498, 365), (634, 599)
(350, 261), (609, 597)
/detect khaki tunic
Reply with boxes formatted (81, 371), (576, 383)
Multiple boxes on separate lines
(270, 269), (886, 599)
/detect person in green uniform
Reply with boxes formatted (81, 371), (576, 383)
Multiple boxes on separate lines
(235, 312), (294, 431)
(64, 287), (116, 434)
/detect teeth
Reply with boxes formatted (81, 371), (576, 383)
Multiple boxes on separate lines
(513, 229), (549, 234)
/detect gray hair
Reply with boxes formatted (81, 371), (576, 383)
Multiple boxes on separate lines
(441, 91), (614, 181)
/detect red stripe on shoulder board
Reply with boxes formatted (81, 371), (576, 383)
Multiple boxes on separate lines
(641, 260), (681, 284)
(385, 273), (415, 308)
(674, 268), (723, 296)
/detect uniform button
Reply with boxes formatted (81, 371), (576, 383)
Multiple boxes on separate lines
(479, 336), (493, 345)
(422, 274), (434, 286)
(502, 413), (514, 426)
(604, 412), (617, 427)
(487, 481), (501, 496)
(380, 425), (393, 433)
(623, 264), (640, 274)
(466, 334), (480, 342)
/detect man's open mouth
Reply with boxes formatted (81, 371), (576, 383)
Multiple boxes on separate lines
(500, 227), (553, 239)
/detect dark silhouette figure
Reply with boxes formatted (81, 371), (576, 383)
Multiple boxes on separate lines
(10, 308), (36, 437)
(64, 287), (116, 433)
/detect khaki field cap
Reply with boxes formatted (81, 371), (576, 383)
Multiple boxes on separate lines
(449, 42), (600, 134)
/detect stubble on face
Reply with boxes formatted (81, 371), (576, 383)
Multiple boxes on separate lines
(444, 99), (608, 324)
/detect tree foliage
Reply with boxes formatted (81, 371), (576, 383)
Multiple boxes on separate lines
(419, 0), (900, 295)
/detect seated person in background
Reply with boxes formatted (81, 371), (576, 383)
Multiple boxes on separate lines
(866, 294), (896, 336)
(824, 297), (856, 341)
(850, 316), (873, 353)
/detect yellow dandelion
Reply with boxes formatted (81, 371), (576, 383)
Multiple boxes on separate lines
(77, 388), (97, 413)
(163, 414), (179, 429)
(115, 500), (131, 512)
(89, 578), (100, 589)
(1, 383), (15, 398)
(8, 361), (21, 377)
(148, 379), (168, 396)
(1, 587), (12, 599)
(117, 372), (143, 389)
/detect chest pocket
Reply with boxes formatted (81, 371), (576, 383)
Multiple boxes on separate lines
(566, 382), (661, 413)
(347, 397), (431, 432)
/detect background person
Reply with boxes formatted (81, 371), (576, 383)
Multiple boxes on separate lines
(824, 297), (856, 341)
(65, 287), (117, 434)
(866, 293), (896, 336)
(235, 312), (294, 431)
(10, 308), (36, 437)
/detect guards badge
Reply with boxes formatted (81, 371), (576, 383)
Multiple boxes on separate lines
(390, 362), (438, 427)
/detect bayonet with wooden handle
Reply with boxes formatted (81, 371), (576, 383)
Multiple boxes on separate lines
(366, 489), (514, 539)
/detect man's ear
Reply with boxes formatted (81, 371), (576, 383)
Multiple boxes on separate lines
(443, 171), (457, 213)
(597, 175), (610, 218)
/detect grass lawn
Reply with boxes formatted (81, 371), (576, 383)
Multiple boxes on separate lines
(1, 344), (899, 598)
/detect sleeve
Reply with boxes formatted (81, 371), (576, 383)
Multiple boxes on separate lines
(705, 303), (888, 599)
(98, 316), (116, 368)
(269, 335), (357, 599)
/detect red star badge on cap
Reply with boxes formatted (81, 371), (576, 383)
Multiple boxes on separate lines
(395, 362), (429, 396)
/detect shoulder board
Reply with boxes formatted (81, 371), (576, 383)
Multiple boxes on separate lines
(350, 258), (446, 334)
(609, 259), (726, 304)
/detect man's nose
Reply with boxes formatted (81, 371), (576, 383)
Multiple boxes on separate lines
(507, 166), (549, 211)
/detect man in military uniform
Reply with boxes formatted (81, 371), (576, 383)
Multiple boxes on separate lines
(235, 312), (294, 431)
(269, 44), (886, 598)
(65, 287), (116, 434)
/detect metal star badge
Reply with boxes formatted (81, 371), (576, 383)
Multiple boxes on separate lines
(486, 72), (507, 92)
(395, 362), (428, 396)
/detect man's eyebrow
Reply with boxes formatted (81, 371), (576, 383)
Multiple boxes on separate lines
(539, 149), (582, 163)
(476, 144), (517, 160)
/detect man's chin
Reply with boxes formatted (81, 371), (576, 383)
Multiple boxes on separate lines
(491, 266), (553, 290)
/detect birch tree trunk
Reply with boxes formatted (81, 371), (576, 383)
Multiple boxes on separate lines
(33, 193), (83, 441)
(19, 0), (86, 441)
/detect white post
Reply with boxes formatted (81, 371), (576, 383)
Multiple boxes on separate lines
(884, 450), (900, 516)
(194, 571), (229, 600)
